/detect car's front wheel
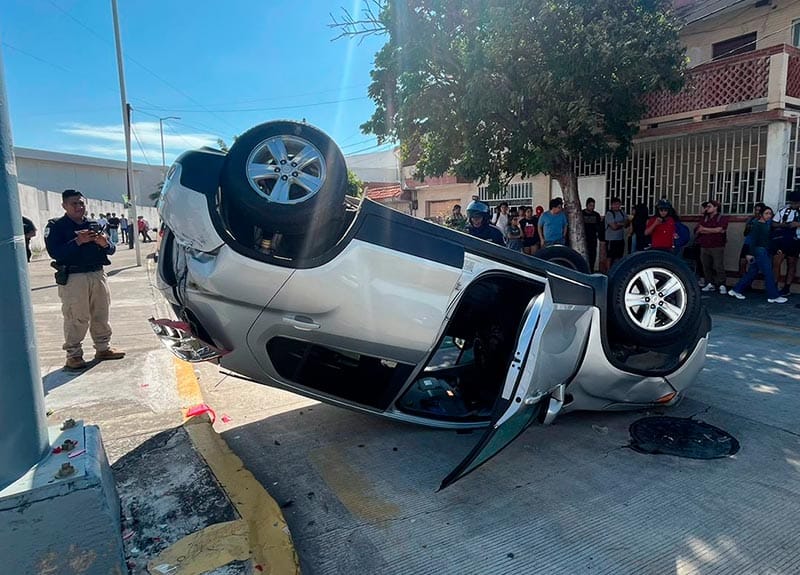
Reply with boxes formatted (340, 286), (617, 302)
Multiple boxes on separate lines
(608, 251), (702, 346)
(220, 121), (347, 227)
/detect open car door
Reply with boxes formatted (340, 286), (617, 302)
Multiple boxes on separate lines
(440, 294), (549, 490)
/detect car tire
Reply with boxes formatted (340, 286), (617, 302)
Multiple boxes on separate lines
(220, 121), (347, 227)
(608, 251), (702, 346)
(535, 245), (590, 274)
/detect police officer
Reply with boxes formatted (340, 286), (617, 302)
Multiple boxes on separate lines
(466, 200), (505, 246)
(45, 189), (125, 371)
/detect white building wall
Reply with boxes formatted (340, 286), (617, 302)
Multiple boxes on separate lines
(14, 149), (164, 205)
(18, 183), (159, 256)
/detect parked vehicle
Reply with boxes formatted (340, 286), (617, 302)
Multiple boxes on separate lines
(152, 120), (710, 488)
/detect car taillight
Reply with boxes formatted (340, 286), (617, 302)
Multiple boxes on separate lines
(148, 317), (229, 363)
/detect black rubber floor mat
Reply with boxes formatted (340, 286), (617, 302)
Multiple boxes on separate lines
(629, 416), (740, 459)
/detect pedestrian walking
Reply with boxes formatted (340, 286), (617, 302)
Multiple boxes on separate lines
(729, 206), (787, 304)
(138, 216), (152, 242)
(44, 189), (126, 370)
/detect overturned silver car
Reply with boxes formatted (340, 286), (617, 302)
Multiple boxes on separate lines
(153, 120), (709, 488)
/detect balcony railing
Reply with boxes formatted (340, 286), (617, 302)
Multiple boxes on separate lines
(641, 44), (800, 128)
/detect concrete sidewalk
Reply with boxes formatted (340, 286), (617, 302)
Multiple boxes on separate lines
(27, 246), (297, 574)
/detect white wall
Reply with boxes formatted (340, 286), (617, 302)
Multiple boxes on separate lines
(15, 154), (164, 205)
(18, 183), (160, 255)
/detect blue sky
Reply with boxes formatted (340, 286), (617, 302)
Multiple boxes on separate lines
(1, 0), (390, 166)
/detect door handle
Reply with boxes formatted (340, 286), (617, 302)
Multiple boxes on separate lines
(282, 315), (320, 330)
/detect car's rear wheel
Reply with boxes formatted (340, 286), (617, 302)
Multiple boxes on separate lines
(608, 251), (702, 346)
(220, 121), (347, 227)
(535, 245), (590, 274)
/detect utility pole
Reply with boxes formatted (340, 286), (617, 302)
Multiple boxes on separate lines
(111, 0), (141, 267)
(159, 116), (180, 175)
(0, 41), (48, 490)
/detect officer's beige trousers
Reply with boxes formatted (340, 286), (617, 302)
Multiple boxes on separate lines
(57, 270), (113, 358)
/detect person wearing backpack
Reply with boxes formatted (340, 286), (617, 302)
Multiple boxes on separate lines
(604, 197), (627, 269)
(695, 199), (729, 295)
(645, 200), (677, 251)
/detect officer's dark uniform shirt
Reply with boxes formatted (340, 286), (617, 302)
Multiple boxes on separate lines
(469, 220), (506, 246)
(45, 216), (115, 268)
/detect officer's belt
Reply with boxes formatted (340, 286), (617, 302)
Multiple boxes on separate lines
(65, 265), (103, 274)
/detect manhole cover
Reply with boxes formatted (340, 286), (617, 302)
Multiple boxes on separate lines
(629, 416), (739, 459)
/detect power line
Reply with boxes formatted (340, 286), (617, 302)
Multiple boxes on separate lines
(164, 122), (204, 152)
(130, 83), (370, 111)
(47, 0), (239, 132)
(130, 123), (152, 165)
(2, 41), (73, 74)
(345, 142), (395, 155)
(135, 95), (371, 114)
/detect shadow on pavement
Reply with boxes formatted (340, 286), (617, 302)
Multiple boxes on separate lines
(42, 362), (100, 394)
(107, 265), (139, 277)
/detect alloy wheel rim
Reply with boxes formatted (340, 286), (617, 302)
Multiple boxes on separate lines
(245, 135), (326, 204)
(623, 267), (687, 332)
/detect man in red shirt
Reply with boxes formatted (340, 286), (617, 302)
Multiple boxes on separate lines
(645, 200), (677, 251)
(695, 199), (729, 294)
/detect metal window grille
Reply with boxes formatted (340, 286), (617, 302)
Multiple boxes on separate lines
(478, 181), (534, 206)
(576, 125), (781, 215)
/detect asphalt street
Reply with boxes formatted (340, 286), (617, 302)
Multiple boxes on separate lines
(199, 302), (800, 575)
(26, 242), (800, 575)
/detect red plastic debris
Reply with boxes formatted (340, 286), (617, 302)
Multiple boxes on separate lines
(255, 566), (263, 572)
(52, 446), (62, 454)
(185, 403), (216, 424)
(221, 414), (232, 424)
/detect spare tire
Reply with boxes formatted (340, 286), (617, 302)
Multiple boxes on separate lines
(608, 251), (702, 346)
(535, 245), (590, 274)
(220, 121), (347, 227)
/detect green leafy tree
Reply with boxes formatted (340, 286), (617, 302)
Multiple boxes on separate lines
(347, 169), (365, 197)
(334, 0), (685, 255)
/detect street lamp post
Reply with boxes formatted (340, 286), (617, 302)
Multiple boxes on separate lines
(159, 116), (180, 173)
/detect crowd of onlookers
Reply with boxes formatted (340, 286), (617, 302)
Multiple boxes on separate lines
(441, 191), (800, 304)
(87, 212), (153, 244)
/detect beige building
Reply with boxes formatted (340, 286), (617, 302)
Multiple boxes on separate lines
(384, 0), (800, 281)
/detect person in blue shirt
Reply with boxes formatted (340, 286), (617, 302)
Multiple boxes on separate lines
(466, 200), (505, 246)
(45, 189), (126, 371)
(537, 198), (568, 247)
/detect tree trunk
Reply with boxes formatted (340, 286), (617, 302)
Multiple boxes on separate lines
(553, 165), (587, 259)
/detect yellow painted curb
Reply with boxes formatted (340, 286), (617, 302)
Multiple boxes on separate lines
(147, 519), (250, 574)
(185, 415), (301, 575)
(167, 357), (300, 574)
(173, 357), (204, 411)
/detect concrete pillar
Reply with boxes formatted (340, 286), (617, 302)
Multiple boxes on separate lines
(763, 121), (791, 210)
(767, 52), (789, 111)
